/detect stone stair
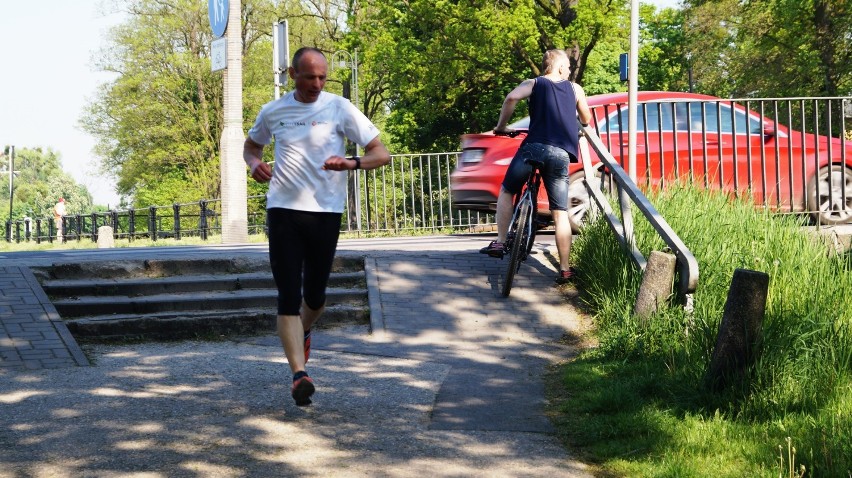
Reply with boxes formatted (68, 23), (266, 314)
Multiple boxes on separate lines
(30, 255), (369, 341)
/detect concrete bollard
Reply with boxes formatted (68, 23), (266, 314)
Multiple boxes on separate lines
(705, 268), (769, 391)
(634, 250), (677, 321)
(97, 226), (115, 249)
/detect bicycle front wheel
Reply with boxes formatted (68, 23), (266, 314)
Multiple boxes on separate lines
(502, 196), (532, 297)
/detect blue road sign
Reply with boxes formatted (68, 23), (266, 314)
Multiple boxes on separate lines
(209, 0), (229, 38)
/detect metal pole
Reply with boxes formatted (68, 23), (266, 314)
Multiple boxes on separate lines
(352, 49), (362, 231)
(628, 0), (639, 182)
(8, 146), (14, 229)
(687, 53), (694, 93)
(273, 20), (289, 100)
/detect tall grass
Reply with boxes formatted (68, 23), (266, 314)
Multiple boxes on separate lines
(557, 185), (852, 476)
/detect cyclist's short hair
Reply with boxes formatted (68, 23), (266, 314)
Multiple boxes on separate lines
(542, 49), (569, 74)
(292, 47), (325, 71)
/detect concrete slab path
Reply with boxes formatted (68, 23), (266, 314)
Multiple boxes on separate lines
(0, 235), (594, 477)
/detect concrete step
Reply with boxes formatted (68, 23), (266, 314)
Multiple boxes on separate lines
(51, 287), (367, 318)
(40, 271), (365, 297)
(32, 255), (370, 342)
(30, 255), (364, 281)
(65, 304), (369, 341)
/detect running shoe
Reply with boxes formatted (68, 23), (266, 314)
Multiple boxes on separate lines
(479, 240), (505, 258)
(555, 267), (578, 285)
(292, 375), (315, 406)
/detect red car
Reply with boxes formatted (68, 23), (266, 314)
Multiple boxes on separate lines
(450, 91), (852, 229)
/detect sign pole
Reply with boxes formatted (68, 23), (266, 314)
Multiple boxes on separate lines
(218, 0), (248, 243)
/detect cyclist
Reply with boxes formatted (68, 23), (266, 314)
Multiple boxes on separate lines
(480, 49), (592, 284)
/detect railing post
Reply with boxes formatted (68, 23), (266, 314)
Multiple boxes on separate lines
(14, 221), (21, 243)
(129, 209), (136, 242)
(35, 219), (42, 244)
(75, 214), (82, 241)
(173, 203), (181, 240)
(149, 206), (157, 241)
(91, 212), (98, 242)
(199, 200), (208, 240)
(111, 210), (118, 233)
(24, 217), (31, 241)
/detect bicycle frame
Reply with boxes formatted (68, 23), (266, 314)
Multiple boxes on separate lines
(501, 160), (543, 297)
(513, 167), (541, 255)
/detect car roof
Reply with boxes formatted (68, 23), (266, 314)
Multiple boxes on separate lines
(588, 91), (720, 106)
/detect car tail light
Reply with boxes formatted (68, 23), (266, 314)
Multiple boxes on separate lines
(460, 148), (485, 167)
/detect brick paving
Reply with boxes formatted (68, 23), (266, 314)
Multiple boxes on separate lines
(0, 266), (89, 370)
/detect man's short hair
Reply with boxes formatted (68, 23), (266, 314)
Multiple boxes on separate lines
(292, 47), (325, 71)
(542, 49), (569, 74)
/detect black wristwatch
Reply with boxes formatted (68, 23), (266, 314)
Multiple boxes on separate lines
(350, 156), (361, 170)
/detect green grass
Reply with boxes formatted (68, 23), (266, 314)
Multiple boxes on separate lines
(551, 185), (852, 477)
(0, 233), (268, 252)
(0, 226), (471, 253)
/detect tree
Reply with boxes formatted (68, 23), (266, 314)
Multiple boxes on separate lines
(353, 0), (631, 152)
(637, 4), (690, 93)
(679, 0), (851, 98)
(81, 0), (334, 207)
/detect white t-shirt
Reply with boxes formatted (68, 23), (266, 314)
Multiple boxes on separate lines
(247, 91), (380, 213)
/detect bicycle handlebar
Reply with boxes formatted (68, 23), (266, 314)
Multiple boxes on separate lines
(493, 130), (526, 138)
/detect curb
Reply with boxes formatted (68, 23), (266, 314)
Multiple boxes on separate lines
(364, 256), (386, 340)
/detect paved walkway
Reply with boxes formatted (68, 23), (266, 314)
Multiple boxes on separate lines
(0, 266), (88, 370)
(0, 236), (594, 477)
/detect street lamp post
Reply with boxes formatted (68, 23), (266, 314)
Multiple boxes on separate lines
(331, 49), (359, 131)
(1, 146), (19, 241)
(331, 49), (363, 232)
(686, 52), (694, 93)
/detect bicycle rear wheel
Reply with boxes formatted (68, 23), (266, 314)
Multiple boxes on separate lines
(501, 195), (532, 297)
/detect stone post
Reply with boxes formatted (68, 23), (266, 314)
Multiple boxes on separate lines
(97, 226), (115, 249)
(705, 268), (769, 391)
(634, 250), (677, 320)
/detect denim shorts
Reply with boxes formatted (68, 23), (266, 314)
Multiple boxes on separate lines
(501, 142), (575, 211)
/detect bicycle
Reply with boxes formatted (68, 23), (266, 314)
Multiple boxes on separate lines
(495, 130), (544, 297)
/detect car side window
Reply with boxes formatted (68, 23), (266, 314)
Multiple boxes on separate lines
(715, 103), (763, 134)
(597, 100), (767, 136)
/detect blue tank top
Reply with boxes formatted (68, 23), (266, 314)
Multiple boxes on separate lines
(522, 77), (580, 158)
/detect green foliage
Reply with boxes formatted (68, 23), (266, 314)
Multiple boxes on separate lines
(680, 0), (852, 97)
(80, 0), (851, 209)
(358, 0), (631, 152)
(81, 0), (331, 208)
(733, 0), (851, 97)
(561, 185), (852, 475)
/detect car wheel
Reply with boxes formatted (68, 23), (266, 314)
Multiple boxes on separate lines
(567, 167), (606, 232)
(807, 164), (852, 225)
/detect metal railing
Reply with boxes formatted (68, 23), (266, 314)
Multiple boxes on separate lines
(4, 96), (849, 245)
(590, 96), (851, 224)
(4, 152), (496, 244)
(578, 126), (700, 306)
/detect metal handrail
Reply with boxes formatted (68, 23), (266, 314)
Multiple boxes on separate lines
(578, 125), (700, 302)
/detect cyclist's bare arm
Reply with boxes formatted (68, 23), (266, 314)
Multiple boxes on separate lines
(574, 83), (593, 126)
(495, 79), (535, 133)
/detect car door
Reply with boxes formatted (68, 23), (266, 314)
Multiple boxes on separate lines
(713, 102), (790, 207)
